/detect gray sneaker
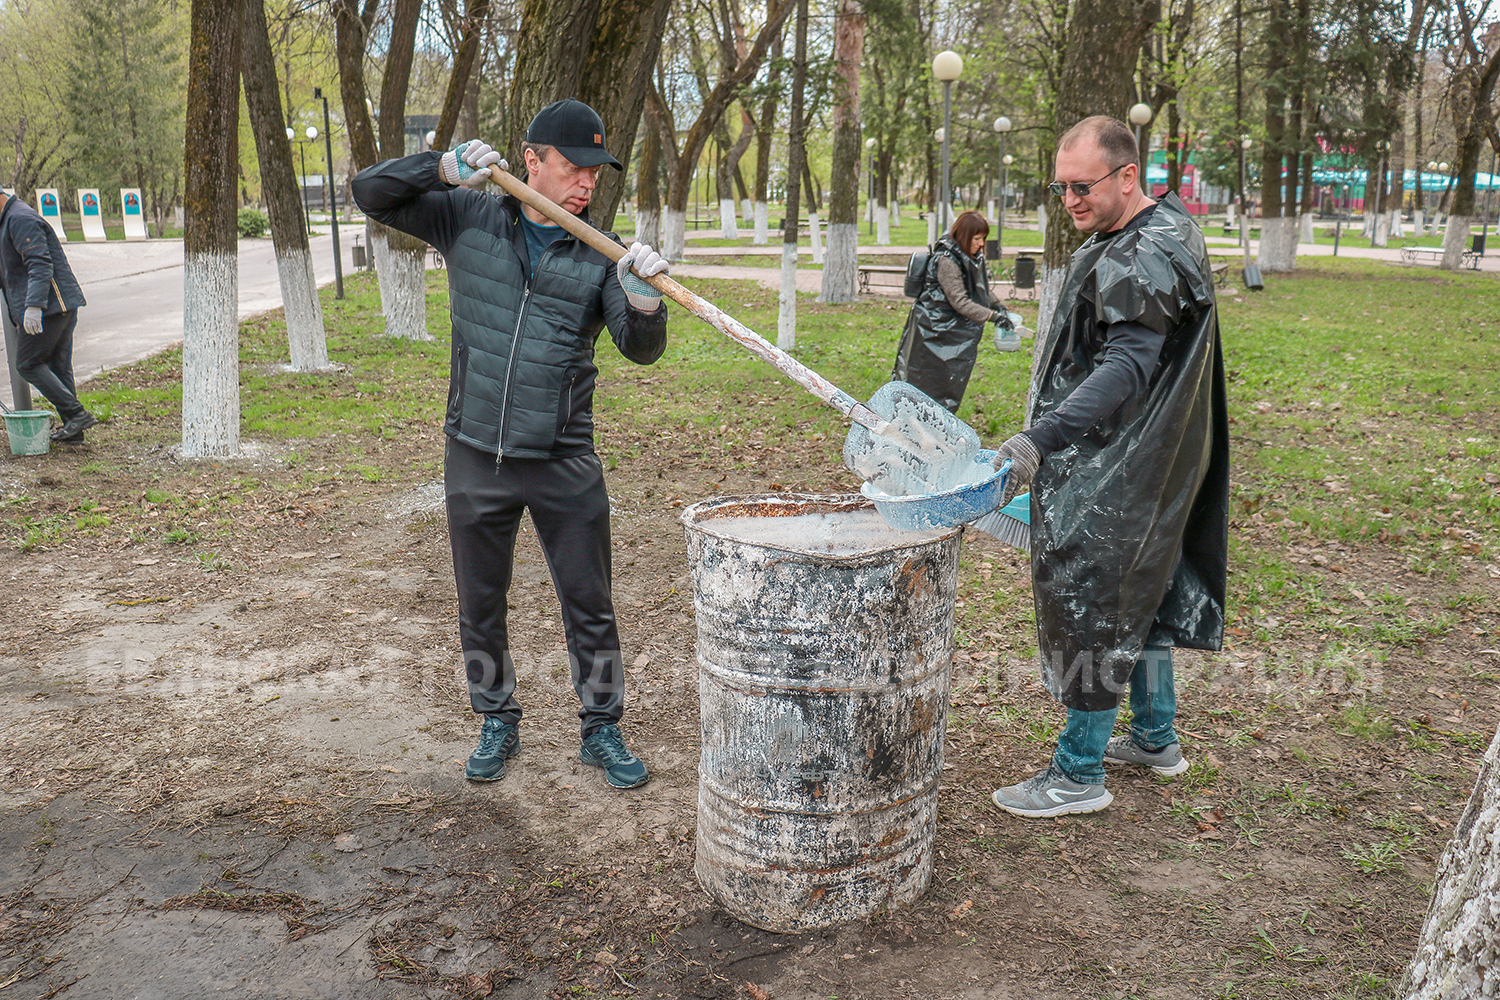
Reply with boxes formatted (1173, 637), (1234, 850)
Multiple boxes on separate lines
(990, 764), (1112, 818)
(1103, 735), (1189, 776)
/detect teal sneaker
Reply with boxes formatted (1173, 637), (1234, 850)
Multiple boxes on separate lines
(465, 716), (520, 782)
(990, 764), (1112, 818)
(579, 724), (650, 789)
(1103, 735), (1189, 776)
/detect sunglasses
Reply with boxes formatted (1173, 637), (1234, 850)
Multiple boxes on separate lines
(1048, 163), (1126, 198)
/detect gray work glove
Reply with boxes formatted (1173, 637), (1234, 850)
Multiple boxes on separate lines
(992, 432), (1041, 504)
(23, 307), (43, 334)
(441, 140), (505, 188)
(617, 242), (669, 311)
(992, 308), (1014, 330)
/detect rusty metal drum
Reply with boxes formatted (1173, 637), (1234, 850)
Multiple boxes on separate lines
(680, 494), (961, 932)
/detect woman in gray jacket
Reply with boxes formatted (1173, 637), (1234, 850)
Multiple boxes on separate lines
(892, 210), (1012, 413)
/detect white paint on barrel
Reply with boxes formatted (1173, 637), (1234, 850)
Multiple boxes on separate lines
(682, 494), (961, 933)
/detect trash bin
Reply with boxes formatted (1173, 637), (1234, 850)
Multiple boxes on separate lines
(351, 240), (367, 270)
(682, 494), (961, 933)
(1012, 254), (1036, 290)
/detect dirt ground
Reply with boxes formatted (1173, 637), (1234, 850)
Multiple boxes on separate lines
(1, 385), (1495, 1000)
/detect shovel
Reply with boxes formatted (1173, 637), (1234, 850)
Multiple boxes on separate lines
(484, 166), (980, 495)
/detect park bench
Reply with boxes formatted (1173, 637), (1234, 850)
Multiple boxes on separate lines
(1400, 241), (1482, 271)
(857, 264), (910, 294)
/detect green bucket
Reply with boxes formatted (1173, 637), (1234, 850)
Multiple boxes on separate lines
(4, 410), (53, 456)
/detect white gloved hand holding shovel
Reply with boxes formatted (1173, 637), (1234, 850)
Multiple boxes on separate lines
(617, 242), (669, 312)
(441, 140), (506, 188)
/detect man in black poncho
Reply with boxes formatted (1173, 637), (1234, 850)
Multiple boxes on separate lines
(988, 116), (1229, 818)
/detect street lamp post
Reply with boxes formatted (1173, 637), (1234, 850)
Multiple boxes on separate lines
(314, 86), (344, 299)
(932, 51), (963, 234)
(287, 126), (314, 232)
(865, 136), (877, 236)
(993, 116), (1011, 260)
(1128, 102), (1153, 160)
(1239, 135), (1262, 288)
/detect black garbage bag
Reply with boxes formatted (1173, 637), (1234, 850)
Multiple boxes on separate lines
(1028, 192), (1230, 711)
(892, 236), (992, 413)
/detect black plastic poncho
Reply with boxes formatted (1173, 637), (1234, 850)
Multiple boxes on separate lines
(892, 237), (992, 413)
(1027, 192), (1229, 711)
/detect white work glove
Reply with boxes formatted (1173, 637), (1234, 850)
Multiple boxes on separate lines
(23, 307), (43, 334)
(992, 432), (1041, 505)
(441, 140), (505, 188)
(617, 242), (669, 311)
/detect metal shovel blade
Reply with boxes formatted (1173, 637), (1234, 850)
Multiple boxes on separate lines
(842, 381), (982, 496)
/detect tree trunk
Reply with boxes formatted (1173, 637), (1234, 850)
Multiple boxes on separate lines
(1257, 0), (1297, 273)
(182, 0), (244, 459)
(778, 0), (808, 351)
(508, 0), (673, 224)
(432, 0), (491, 150)
(1037, 0), (1159, 338)
(819, 0), (863, 303)
(241, 0), (327, 371)
(1400, 723), (1500, 998)
(636, 101), (662, 249)
(1440, 35), (1500, 270)
(753, 32), (782, 246)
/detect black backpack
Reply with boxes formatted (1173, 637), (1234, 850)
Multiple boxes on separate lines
(903, 250), (930, 297)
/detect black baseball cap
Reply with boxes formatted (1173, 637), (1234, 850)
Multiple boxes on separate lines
(525, 99), (623, 171)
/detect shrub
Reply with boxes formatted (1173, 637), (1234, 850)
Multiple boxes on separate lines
(237, 208), (270, 238)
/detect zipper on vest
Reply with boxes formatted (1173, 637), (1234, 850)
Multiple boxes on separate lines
(495, 285), (533, 468)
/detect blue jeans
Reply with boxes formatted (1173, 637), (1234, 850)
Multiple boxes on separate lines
(1053, 645), (1176, 784)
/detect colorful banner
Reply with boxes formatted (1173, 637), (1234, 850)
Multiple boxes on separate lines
(76, 188), (107, 241)
(120, 188), (147, 240)
(35, 189), (67, 241)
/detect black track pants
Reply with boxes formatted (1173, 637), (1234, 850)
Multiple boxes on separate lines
(16, 310), (86, 421)
(445, 438), (623, 737)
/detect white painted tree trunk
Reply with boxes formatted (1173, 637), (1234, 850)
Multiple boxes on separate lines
(890, 199), (899, 225)
(777, 244), (797, 350)
(1258, 216), (1299, 273)
(752, 202), (768, 245)
(876, 202), (890, 245)
(742, 198), (753, 227)
(1374, 211), (1390, 247)
(1391, 210), (1405, 238)
(988, 199), (997, 223)
(372, 237), (431, 340)
(1414, 209), (1425, 235)
(181, 250), (240, 458)
(819, 222), (858, 302)
(663, 208), (687, 262)
(1441, 217), (1471, 270)
(926, 215), (936, 247)
(1298, 212), (1315, 244)
(809, 211), (823, 264)
(636, 207), (661, 252)
(276, 248), (329, 370)
(1037, 205), (1047, 244)
(1400, 723), (1500, 1000)
(719, 198), (738, 239)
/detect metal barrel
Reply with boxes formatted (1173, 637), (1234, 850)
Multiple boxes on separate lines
(680, 494), (961, 932)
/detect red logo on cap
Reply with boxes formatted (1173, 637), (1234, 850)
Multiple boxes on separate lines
(593, 133), (602, 144)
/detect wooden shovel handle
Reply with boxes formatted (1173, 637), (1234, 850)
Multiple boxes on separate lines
(484, 165), (886, 433)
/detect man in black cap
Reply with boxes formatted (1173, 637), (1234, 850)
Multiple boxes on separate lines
(353, 99), (670, 791)
(0, 189), (95, 442)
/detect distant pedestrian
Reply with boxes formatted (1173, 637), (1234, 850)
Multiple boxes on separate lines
(892, 210), (1014, 414)
(0, 190), (95, 442)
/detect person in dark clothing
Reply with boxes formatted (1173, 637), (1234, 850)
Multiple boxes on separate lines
(0, 191), (94, 442)
(352, 99), (671, 790)
(988, 115), (1229, 818)
(892, 210), (1013, 413)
